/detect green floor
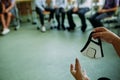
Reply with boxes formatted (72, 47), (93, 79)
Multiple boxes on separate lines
(0, 18), (120, 80)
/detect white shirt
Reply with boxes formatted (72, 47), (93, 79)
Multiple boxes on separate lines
(35, 0), (46, 11)
(35, 0), (54, 11)
(78, 0), (93, 9)
(66, 0), (78, 10)
(53, 0), (67, 9)
(93, 0), (105, 7)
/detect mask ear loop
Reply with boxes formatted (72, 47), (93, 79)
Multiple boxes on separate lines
(80, 32), (104, 58)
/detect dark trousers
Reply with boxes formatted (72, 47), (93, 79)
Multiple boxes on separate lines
(36, 7), (54, 26)
(55, 8), (66, 27)
(67, 7), (90, 29)
(89, 12), (113, 28)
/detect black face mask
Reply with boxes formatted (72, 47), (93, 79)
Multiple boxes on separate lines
(80, 32), (104, 59)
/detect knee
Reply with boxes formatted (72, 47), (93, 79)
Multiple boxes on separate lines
(55, 13), (59, 17)
(0, 13), (4, 17)
(67, 10), (72, 15)
(7, 12), (12, 17)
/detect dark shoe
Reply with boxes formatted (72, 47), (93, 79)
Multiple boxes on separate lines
(50, 26), (53, 30)
(66, 27), (71, 31)
(67, 25), (75, 31)
(62, 25), (66, 30)
(57, 26), (60, 30)
(67, 27), (75, 31)
(81, 26), (87, 32)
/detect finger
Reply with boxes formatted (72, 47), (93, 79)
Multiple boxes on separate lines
(92, 32), (103, 39)
(93, 27), (106, 33)
(75, 58), (81, 71)
(70, 64), (76, 76)
(70, 64), (74, 72)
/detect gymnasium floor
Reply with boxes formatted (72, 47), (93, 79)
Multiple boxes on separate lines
(0, 17), (120, 80)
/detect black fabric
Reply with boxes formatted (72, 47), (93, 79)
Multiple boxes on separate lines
(0, 2), (2, 13)
(98, 77), (111, 80)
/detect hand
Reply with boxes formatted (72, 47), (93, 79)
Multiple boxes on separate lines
(70, 58), (89, 80)
(92, 27), (118, 44)
(54, 6), (58, 9)
(5, 9), (9, 13)
(73, 7), (78, 12)
(98, 9), (107, 13)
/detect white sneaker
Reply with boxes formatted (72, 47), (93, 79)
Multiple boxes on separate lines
(50, 21), (54, 27)
(50, 19), (55, 27)
(41, 26), (46, 32)
(1, 28), (10, 35)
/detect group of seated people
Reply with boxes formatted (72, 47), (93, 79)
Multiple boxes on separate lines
(0, 0), (120, 80)
(35, 0), (119, 32)
(0, 0), (119, 35)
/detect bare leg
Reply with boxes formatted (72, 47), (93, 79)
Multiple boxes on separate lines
(6, 12), (12, 28)
(0, 14), (7, 29)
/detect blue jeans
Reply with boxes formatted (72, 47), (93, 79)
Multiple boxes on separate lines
(89, 12), (113, 28)
(67, 7), (90, 29)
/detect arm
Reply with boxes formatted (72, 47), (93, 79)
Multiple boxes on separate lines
(111, 34), (120, 57)
(5, 0), (15, 12)
(98, 0), (118, 13)
(71, 0), (78, 12)
(99, 7), (118, 13)
(1, 2), (5, 13)
(35, 0), (45, 11)
(61, 0), (67, 9)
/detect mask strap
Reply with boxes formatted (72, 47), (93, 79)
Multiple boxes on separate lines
(81, 32), (104, 57)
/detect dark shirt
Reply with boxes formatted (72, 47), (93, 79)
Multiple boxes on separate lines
(103, 0), (118, 15)
(103, 0), (118, 9)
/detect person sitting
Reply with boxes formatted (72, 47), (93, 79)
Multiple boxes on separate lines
(88, 0), (118, 28)
(35, 0), (55, 32)
(53, 0), (67, 30)
(66, 0), (92, 32)
(0, 0), (16, 35)
(85, 0), (105, 19)
(70, 27), (120, 80)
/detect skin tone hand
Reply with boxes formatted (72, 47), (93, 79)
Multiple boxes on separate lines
(98, 9), (107, 13)
(70, 58), (89, 80)
(73, 7), (78, 12)
(5, 9), (9, 13)
(92, 27), (120, 57)
(54, 6), (58, 9)
(92, 27), (118, 44)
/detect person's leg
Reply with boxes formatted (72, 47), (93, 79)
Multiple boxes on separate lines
(60, 7), (66, 30)
(0, 13), (10, 35)
(66, 8), (76, 31)
(89, 13), (110, 28)
(6, 12), (12, 28)
(36, 7), (44, 26)
(45, 8), (54, 22)
(88, 12), (101, 28)
(55, 8), (60, 30)
(36, 7), (46, 32)
(77, 7), (90, 32)
(95, 13), (111, 27)
(0, 14), (7, 29)
(45, 7), (55, 29)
